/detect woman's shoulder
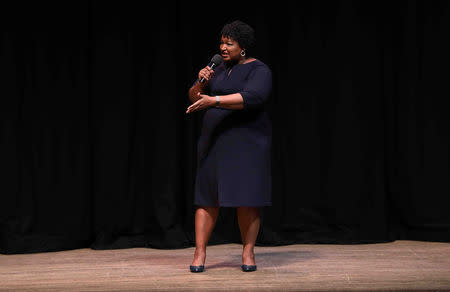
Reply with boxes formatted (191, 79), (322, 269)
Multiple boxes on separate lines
(248, 59), (270, 70)
(248, 59), (272, 75)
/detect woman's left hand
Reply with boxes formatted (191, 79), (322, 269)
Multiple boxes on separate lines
(186, 93), (215, 114)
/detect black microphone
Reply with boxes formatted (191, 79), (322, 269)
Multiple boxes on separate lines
(200, 54), (223, 83)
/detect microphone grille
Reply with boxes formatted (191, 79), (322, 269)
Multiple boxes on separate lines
(211, 54), (223, 65)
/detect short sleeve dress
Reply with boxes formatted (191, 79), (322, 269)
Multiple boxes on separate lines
(193, 59), (272, 207)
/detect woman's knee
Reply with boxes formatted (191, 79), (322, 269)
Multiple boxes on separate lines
(237, 206), (260, 215)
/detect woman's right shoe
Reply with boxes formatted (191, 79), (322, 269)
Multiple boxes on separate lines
(241, 264), (257, 272)
(190, 265), (205, 273)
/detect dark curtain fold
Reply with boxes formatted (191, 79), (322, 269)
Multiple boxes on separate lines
(1, 0), (449, 254)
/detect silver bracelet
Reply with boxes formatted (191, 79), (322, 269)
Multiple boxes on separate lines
(216, 96), (220, 106)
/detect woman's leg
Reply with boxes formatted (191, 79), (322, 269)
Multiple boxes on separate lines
(191, 206), (219, 266)
(237, 207), (260, 265)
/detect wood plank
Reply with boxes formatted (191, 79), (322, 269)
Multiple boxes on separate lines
(0, 240), (449, 291)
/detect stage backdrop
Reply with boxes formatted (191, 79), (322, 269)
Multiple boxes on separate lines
(1, 1), (449, 254)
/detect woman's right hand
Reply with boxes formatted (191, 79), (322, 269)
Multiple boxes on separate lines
(198, 66), (215, 83)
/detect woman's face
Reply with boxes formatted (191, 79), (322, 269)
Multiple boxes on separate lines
(220, 35), (243, 63)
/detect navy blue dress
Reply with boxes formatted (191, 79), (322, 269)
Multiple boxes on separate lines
(193, 59), (272, 207)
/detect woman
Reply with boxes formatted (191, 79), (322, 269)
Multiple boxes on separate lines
(186, 20), (272, 273)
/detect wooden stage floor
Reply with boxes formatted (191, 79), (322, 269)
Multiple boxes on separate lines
(0, 240), (449, 291)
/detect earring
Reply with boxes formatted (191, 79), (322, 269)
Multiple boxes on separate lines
(240, 50), (246, 57)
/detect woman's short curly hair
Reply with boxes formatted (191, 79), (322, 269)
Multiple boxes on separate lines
(220, 20), (256, 56)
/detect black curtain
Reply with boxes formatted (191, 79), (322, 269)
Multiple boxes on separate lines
(1, 1), (449, 254)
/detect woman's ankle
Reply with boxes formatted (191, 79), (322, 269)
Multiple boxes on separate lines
(195, 247), (206, 254)
(192, 249), (206, 266)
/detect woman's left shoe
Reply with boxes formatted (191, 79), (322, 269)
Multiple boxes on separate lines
(241, 264), (257, 272)
(190, 265), (205, 273)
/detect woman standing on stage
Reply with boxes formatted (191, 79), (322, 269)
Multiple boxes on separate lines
(186, 20), (272, 273)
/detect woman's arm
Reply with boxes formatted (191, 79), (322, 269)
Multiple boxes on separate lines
(186, 64), (272, 114)
(215, 93), (244, 110)
(188, 82), (207, 104)
(186, 92), (243, 114)
(188, 66), (215, 103)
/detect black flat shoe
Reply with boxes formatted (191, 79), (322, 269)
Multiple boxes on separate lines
(190, 265), (205, 273)
(241, 264), (257, 272)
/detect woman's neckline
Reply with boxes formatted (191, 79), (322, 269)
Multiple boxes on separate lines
(225, 58), (258, 68)
(240, 58), (258, 65)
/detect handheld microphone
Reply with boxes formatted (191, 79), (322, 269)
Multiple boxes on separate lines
(200, 54), (223, 83)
